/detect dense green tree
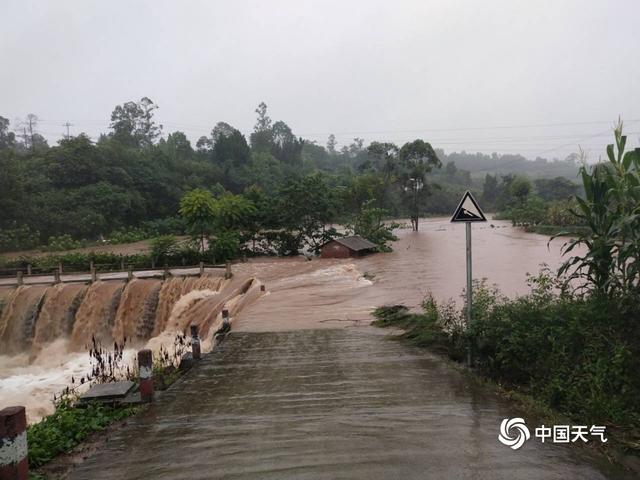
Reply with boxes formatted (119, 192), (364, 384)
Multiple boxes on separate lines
(271, 120), (302, 167)
(250, 102), (273, 152)
(445, 161), (457, 176)
(160, 131), (193, 162)
(212, 122), (251, 168)
(534, 177), (579, 201)
(179, 188), (217, 254)
(109, 97), (162, 148)
(0, 116), (16, 150)
(481, 174), (499, 208)
(398, 139), (441, 230)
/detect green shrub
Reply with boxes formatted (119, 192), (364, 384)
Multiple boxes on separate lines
(46, 234), (86, 252)
(209, 229), (240, 263)
(107, 227), (147, 244)
(0, 224), (40, 252)
(143, 216), (185, 236)
(27, 398), (140, 469)
(374, 273), (640, 427)
(150, 235), (178, 265)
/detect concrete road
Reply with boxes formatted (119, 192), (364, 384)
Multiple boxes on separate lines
(70, 329), (629, 479)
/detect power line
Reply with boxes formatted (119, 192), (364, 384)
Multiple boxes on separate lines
(62, 122), (73, 140)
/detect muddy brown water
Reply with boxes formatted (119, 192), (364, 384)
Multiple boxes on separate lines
(232, 219), (579, 331)
(5, 219), (631, 478)
(70, 329), (630, 480)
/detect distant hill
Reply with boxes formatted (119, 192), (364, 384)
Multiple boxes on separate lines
(436, 150), (580, 180)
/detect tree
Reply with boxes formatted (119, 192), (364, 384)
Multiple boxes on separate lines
(110, 97), (162, 148)
(160, 131), (193, 162)
(399, 139), (441, 230)
(0, 116), (16, 150)
(271, 120), (302, 166)
(510, 176), (532, 204)
(534, 177), (579, 201)
(366, 142), (399, 210)
(17, 114), (47, 152)
(445, 161), (458, 176)
(482, 174), (499, 208)
(212, 122), (251, 167)
(250, 102), (273, 152)
(327, 134), (337, 155)
(349, 199), (399, 252)
(276, 173), (339, 254)
(179, 188), (217, 254)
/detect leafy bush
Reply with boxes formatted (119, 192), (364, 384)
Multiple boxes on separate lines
(375, 275), (640, 427)
(0, 224), (40, 252)
(150, 235), (178, 265)
(27, 397), (140, 469)
(46, 234), (87, 252)
(209, 229), (240, 263)
(349, 199), (399, 252)
(107, 227), (147, 244)
(503, 196), (548, 226)
(143, 216), (185, 236)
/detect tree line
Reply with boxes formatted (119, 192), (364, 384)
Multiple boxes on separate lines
(0, 98), (580, 256)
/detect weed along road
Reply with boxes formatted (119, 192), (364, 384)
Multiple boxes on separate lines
(69, 328), (626, 480)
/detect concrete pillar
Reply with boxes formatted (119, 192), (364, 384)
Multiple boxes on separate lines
(225, 262), (232, 279)
(0, 406), (28, 480)
(137, 349), (154, 403)
(199, 261), (204, 276)
(127, 265), (133, 282)
(53, 270), (61, 284)
(26, 264), (31, 276)
(190, 325), (201, 360)
(16, 271), (23, 286)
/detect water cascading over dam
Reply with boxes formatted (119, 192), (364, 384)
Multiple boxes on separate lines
(0, 273), (263, 356)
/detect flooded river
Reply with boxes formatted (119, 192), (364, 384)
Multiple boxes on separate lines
(4, 218), (626, 479)
(0, 219), (575, 421)
(232, 218), (573, 331)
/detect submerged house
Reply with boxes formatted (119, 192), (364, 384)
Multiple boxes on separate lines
(320, 235), (377, 259)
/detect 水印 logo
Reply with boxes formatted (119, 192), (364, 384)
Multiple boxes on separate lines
(498, 417), (531, 450)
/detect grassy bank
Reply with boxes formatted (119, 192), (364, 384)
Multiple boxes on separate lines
(372, 276), (640, 455)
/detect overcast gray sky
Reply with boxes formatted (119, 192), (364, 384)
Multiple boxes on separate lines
(1, 0), (639, 160)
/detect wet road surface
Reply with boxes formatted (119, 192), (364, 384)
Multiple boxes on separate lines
(70, 329), (625, 480)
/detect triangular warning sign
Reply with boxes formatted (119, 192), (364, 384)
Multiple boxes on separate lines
(451, 191), (487, 222)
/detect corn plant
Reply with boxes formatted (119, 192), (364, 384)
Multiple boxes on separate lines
(558, 120), (640, 296)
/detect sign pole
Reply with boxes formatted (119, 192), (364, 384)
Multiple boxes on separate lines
(466, 222), (472, 325)
(451, 190), (486, 369)
(466, 222), (472, 367)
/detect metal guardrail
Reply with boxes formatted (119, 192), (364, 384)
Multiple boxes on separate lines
(0, 262), (231, 287)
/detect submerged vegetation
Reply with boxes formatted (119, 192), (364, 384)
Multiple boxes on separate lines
(375, 128), (640, 451)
